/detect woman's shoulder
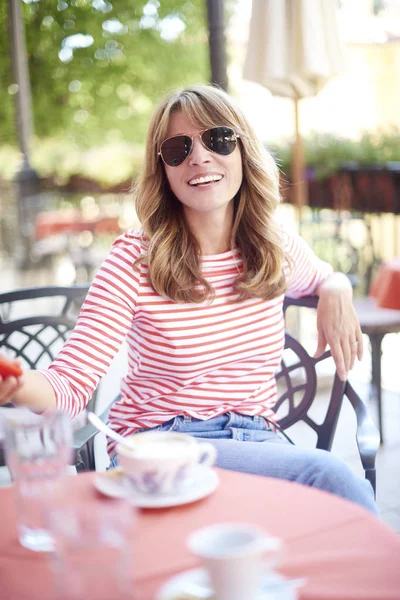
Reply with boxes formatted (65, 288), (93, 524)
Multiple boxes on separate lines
(110, 228), (149, 258)
(276, 223), (297, 253)
(276, 223), (313, 268)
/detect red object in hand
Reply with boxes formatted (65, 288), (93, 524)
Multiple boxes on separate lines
(0, 359), (23, 379)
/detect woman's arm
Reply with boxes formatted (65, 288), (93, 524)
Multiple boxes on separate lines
(0, 230), (142, 416)
(282, 229), (363, 381)
(0, 350), (56, 411)
(314, 272), (363, 381)
(0, 369), (56, 412)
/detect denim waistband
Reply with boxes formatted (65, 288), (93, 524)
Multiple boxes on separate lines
(108, 412), (286, 466)
(136, 412), (276, 442)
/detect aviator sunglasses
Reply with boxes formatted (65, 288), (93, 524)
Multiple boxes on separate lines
(158, 126), (240, 167)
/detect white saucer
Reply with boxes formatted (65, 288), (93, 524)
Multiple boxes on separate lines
(95, 468), (132, 500)
(157, 567), (303, 600)
(94, 465), (219, 509)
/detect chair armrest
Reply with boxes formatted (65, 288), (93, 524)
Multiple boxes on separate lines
(345, 381), (380, 471)
(283, 295), (319, 312)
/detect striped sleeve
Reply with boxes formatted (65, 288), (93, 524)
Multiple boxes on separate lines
(41, 229), (143, 417)
(282, 228), (333, 298)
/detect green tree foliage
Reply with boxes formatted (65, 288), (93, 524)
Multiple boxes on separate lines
(1, 0), (213, 147)
(1, 1), (16, 145)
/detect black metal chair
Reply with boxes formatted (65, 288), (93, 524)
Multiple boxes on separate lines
(74, 295), (380, 496)
(280, 296), (379, 495)
(302, 210), (399, 444)
(0, 287), (379, 493)
(0, 284), (93, 470)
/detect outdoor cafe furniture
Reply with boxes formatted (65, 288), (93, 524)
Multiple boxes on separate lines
(0, 469), (399, 600)
(75, 296), (380, 491)
(0, 285), (93, 471)
(34, 210), (121, 240)
(32, 210), (122, 279)
(369, 258), (400, 310)
(352, 258), (400, 443)
(0, 288), (380, 492)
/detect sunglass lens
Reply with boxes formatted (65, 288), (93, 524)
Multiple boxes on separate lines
(202, 127), (237, 156)
(161, 135), (192, 167)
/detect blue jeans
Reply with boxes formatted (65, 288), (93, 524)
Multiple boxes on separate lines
(110, 412), (378, 515)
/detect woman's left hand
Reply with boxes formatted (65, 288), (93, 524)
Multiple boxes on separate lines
(314, 274), (363, 381)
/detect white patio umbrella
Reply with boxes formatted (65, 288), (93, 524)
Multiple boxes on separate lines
(243, 0), (344, 216)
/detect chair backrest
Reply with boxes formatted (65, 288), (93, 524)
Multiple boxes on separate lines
(277, 294), (357, 450)
(0, 285), (91, 468)
(274, 331), (345, 451)
(0, 285), (89, 371)
(17, 289), (375, 492)
(276, 296), (379, 495)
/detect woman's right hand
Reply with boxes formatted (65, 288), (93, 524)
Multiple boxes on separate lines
(0, 354), (24, 405)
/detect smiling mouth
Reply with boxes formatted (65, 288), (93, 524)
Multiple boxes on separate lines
(188, 175), (223, 187)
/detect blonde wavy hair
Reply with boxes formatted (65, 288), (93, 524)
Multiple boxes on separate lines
(134, 84), (287, 303)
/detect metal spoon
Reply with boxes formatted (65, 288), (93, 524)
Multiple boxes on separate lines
(87, 411), (135, 449)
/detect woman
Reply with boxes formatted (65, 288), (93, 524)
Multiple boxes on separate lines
(0, 84), (376, 513)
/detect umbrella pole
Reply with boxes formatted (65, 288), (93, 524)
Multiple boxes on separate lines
(291, 97), (308, 230)
(291, 97), (307, 340)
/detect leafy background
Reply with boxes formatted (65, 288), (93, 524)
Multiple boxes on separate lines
(1, 0), (399, 188)
(0, 0), (244, 186)
(1, 0), (213, 145)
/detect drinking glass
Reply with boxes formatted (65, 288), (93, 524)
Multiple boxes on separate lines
(1, 407), (72, 552)
(48, 499), (135, 600)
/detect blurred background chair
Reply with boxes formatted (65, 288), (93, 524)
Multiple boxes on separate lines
(0, 286), (379, 494)
(353, 294), (400, 445)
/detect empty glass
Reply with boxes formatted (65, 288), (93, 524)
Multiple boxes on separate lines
(48, 499), (135, 599)
(1, 407), (72, 552)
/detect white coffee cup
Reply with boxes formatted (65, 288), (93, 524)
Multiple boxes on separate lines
(187, 522), (282, 600)
(116, 431), (216, 495)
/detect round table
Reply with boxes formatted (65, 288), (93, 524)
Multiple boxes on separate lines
(0, 470), (399, 600)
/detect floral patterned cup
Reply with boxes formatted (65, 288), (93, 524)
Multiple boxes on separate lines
(116, 431), (216, 495)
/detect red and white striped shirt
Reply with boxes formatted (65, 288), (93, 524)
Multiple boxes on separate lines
(42, 228), (332, 455)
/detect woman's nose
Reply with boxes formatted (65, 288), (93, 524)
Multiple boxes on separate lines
(188, 135), (211, 165)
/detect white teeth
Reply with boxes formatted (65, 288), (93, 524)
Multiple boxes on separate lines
(189, 174), (223, 186)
